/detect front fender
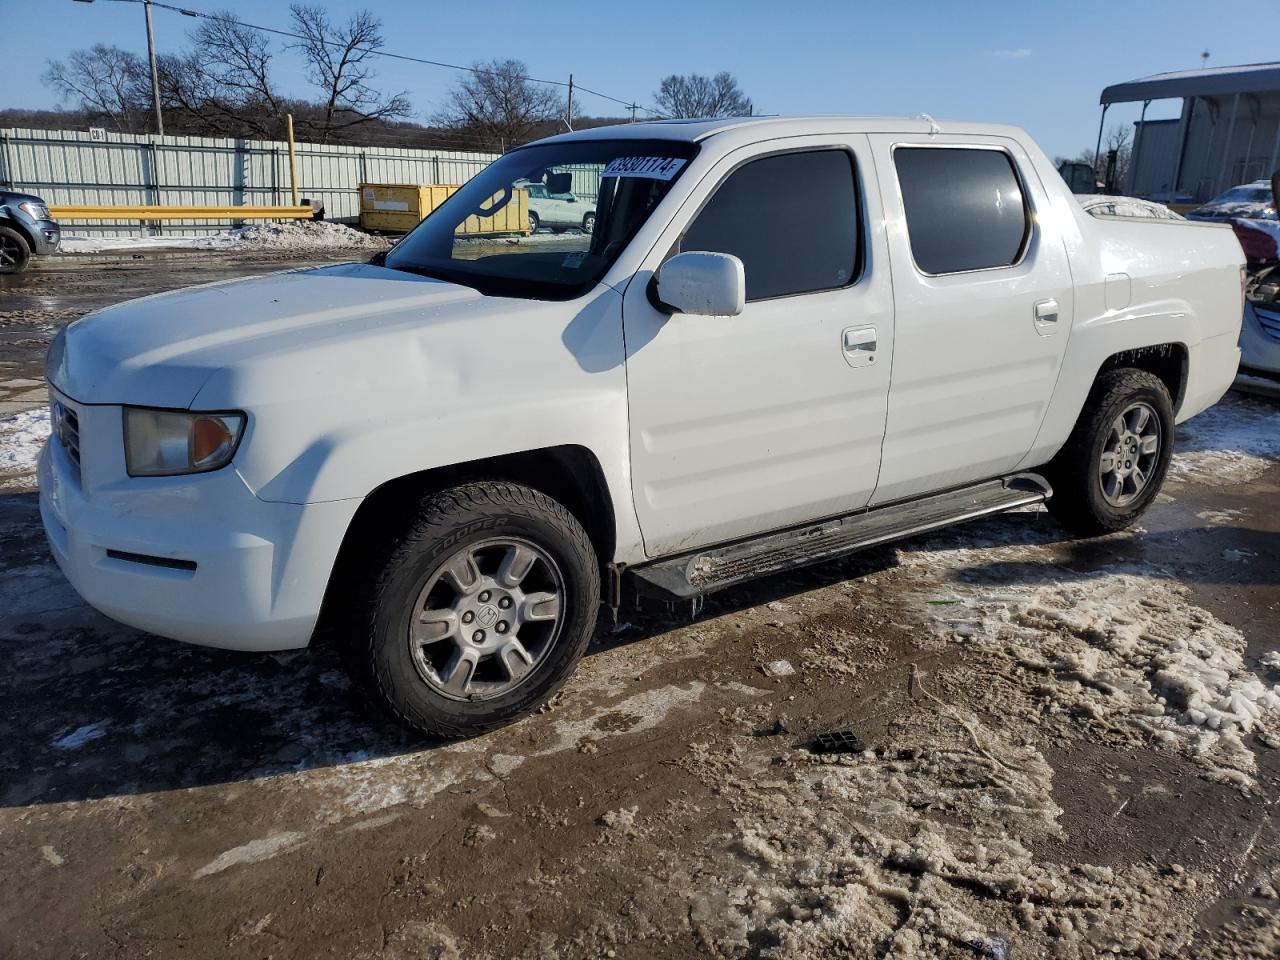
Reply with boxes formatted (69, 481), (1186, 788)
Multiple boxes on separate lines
(195, 284), (648, 564)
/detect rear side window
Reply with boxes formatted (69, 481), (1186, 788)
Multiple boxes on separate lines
(681, 150), (859, 300)
(894, 147), (1030, 275)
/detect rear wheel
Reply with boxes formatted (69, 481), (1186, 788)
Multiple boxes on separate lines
(348, 481), (599, 738)
(1044, 368), (1174, 536)
(0, 226), (31, 274)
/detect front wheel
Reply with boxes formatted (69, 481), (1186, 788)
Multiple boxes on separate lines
(581, 212), (595, 234)
(348, 482), (600, 738)
(0, 226), (31, 274)
(1044, 368), (1174, 536)
(527, 212), (540, 233)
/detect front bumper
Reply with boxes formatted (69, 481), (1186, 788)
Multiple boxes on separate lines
(38, 391), (360, 651)
(29, 218), (60, 255)
(1234, 302), (1280, 398)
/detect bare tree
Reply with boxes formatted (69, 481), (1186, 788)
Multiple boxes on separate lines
(157, 11), (283, 139)
(434, 59), (564, 151)
(288, 5), (411, 142)
(1069, 125), (1133, 191)
(653, 72), (752, 119)
(42, 45), (149, 132)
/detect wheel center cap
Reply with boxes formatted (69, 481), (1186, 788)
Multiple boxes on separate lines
(475, 604), (499, 627)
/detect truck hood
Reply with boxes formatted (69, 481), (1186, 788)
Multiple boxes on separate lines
(48, 262), (495, 407)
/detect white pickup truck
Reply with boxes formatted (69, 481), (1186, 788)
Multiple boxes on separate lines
(40, 117), (1244, 737)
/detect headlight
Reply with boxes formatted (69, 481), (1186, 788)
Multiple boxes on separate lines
(123, 408), (246, 477)
(18, 201), (52, 221)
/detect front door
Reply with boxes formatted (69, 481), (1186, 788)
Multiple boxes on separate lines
(867, 136), (1075, 504)
(622, 137), (895, 557)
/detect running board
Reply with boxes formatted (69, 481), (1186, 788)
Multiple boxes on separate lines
(629, 473), (1052, 599)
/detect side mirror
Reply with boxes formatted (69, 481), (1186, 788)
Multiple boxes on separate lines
(652, 251), (745, 317)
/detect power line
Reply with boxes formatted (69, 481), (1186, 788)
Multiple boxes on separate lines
(82, 0), (663, 117)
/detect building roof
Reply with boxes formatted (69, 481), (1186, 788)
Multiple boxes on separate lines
(1101, 62), (1280, 105)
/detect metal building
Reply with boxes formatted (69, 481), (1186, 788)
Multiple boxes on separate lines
(1099, 62), (1280, 202)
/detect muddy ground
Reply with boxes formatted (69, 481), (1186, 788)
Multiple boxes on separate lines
(1, 254), (1279, 959)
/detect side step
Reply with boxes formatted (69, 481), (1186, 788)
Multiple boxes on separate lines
(629, 473), (1052, 599)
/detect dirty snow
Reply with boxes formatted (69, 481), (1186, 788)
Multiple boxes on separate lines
(193, 831), (307, 879)
(668, 701), (1202, 959)
(901, 530), (1280, 785)
(0, 407), (50, 475)
(59, 220), (384, 255)
(1172, 393), (1280, 486)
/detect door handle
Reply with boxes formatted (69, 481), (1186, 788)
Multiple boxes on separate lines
(1033, 298), (1060, 338)
(842, 325), (878, 368)
(843, 326), (877, 351)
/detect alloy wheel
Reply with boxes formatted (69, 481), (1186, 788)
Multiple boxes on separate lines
(408, 538), (565, 701)
(1099, 401), (1162, 506)
(0, 235), (20, 266)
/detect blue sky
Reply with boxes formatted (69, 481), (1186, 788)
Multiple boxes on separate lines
(5, 0), (1276, 159)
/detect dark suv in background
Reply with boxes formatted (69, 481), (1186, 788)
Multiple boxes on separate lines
(0, 190), (60, 274)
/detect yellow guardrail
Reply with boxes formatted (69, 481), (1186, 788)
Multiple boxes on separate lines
(49, 205), (317, 221)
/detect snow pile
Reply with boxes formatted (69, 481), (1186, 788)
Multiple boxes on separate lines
(58, 235), (204, 255)
(1172, 393), (1280, 486)
(197, 220), (384, 251)
(0, 407), (50, 475)
(59, 221), (385, 255)
(901, 537), (1280, 784)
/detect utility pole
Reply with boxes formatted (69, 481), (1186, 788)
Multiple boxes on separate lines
(73, 0), (166, 134)
(566, 74), (574, 132)
(629, 103), (637, 123)
(286, 113), (299, 206)
(143, 0), (164, 135)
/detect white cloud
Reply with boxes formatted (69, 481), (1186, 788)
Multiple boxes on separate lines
(992, 48), (1033, 59)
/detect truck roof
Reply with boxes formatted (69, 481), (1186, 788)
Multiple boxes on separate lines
(537, 115), (1029, 145)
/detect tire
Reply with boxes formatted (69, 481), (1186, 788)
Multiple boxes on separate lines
(348, 481), (600, 738)
(582, 212), (595, 234)
(1044, 368), (1174, 536)
(527, 212), (540, 233)
(0, 225), (31, 275)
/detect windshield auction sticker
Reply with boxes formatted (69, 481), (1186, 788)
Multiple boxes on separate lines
(602, 156), (687, 180)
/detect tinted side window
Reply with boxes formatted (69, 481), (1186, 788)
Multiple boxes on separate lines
(682, 150), (859, 300)
(894, 147), (1029, 274)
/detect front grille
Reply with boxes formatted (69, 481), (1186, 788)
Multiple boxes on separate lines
(1256, 306), (1280, 341)
(52, 399), (82, 481)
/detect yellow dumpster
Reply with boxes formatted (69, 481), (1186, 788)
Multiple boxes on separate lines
(358, 183), (530, 235)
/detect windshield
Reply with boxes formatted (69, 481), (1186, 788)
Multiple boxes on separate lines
(1211, 185), (1272, 205)
(383, 139), (697, 299)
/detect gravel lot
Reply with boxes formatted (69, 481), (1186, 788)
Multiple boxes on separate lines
(2, 253), (1279, 959)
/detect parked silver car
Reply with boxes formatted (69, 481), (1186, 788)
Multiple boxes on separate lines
(1240, 265), (1280, 397)
(1187, 180), (1277, 222)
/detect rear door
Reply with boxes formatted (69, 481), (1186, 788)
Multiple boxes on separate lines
(867, 136), (1074, 504)
(623, 136), (895, 557)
